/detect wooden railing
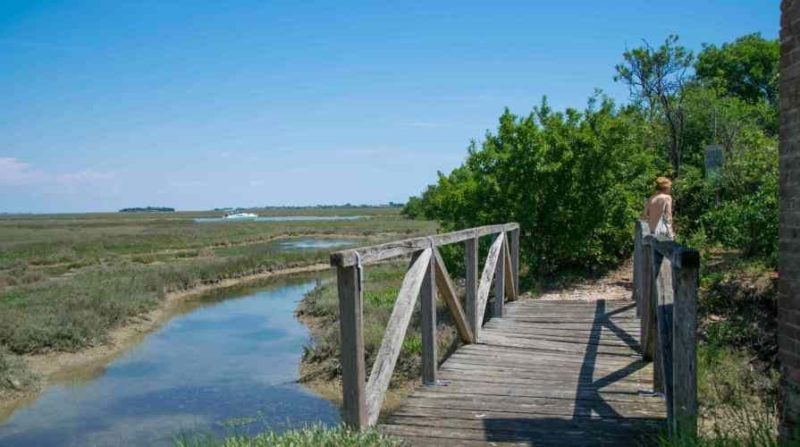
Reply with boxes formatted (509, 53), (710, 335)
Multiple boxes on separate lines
(330, 223), (520, 428)
(632, 220), (699, 438)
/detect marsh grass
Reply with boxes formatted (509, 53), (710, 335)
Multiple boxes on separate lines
(173, 424), (401, 447)
(0, 209), (436, 391)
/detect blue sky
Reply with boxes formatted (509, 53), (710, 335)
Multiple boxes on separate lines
(1, 1), (779, 213)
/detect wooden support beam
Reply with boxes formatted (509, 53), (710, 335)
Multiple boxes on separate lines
(477, 234), (504, 331)
(672, 248), (699, 438)
(337, 265), (367, 428)
(503, 234), (516, 301)
(365, 248), (432, 426)
(493, 233), (506, 318)
(509, 227), (520, 299)
(465, 237), (479, 342)
(421, 250), (437, 385)
(433, 247), (474, 344)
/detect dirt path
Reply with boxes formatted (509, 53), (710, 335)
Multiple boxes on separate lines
(533, 260), (634, 302)
(0, 262), (332, 419)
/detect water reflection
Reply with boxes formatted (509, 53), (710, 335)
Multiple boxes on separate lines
(0, 278), (339, 447)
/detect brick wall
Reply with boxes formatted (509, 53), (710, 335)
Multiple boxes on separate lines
(780, 0), (800, 441)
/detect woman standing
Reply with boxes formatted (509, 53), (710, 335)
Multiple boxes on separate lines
(643, 177), (674, 239)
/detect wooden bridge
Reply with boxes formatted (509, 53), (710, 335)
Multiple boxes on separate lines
(329, 222), (699, 446)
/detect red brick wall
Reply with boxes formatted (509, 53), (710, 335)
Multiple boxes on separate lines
(780, 0), (800, 441)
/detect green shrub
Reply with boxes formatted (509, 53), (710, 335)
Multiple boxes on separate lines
(405, 96), (657, 278)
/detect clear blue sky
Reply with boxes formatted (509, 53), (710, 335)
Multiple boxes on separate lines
(1, 1), (779, 213)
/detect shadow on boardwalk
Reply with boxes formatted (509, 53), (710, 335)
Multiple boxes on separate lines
(382, 299), (667, 446)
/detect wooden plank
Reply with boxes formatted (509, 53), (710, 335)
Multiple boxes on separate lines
(642, 243), (656, 363)
(365, 248), (432, 425)
(331, 223), (519, 267)
(503, 232), (516, 301)
(433, 246), (473, 344)
(509, 227), (520, 300)
(493, 233), (506, 318)
(464, 237), (479, 341)
(671, 248), (698, 438)
(477, 234), (504, 326)
(378, 296), (667, 444)
(633, 221), (643, 317)
(399, 394), (665, 418)
(653, 252), (674, 404)
(420, 250), (437, 385)
(336, 265), (367, 428)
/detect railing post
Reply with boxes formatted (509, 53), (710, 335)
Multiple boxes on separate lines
(642, 240), (656, 363)
(633, 222), (643, 317)
(653, 250), (675, 414)
(336, 264), (367, 428)
(465, 235), (479, 341)
(672, 248), (699, 438)
(421, 250), (437, 385)
(509, 227), (520, 299)
(493, 232), (506, 318)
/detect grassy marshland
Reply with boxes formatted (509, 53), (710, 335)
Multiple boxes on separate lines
(0, 208), (436, 395)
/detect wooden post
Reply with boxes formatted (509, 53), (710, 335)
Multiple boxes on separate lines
(672, 248), (699, 438)
(493, 233), (505, 318)
(509, 227), (520, 299)
(642, 241), (656, 363)
(633, 222), (643, 317)
(465, 236), (479, 341)
(654, 251), (675, 412)
(337, 265), (367, 428)
(421, 250), (437, 385)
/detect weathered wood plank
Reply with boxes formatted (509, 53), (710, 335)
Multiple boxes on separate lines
(654, 253), (674, 403)
(336, 265), (367, 428)
(379, 298), (667, 444)
(509, 227), (520, 300)
(503, 236), (516, 301)
(433, 246), (473, 343)
(493, 232), (506, 318)
(330, 223), (519, 267)
(365, 248), (432, 425)
(476, 235), (504, 326)
(465, 237), (479, 341)
(672, 248), (699, 438)
(420, 250), (437, 385)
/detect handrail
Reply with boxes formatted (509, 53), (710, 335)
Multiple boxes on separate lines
(332, 223), (520, 427)
(632, 219), (699, 439)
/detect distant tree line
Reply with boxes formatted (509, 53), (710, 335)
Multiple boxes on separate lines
(214, 203), (404, 211)
(404, 33), (779, 278)
(118, 207), (175, 213)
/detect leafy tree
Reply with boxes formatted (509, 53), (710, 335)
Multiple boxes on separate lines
(695, 33), (780, 106)
(614, 35), (693, 176)
(409, 96), (657, 277)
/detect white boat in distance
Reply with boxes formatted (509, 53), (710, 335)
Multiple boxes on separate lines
(223, 211), (259, 219)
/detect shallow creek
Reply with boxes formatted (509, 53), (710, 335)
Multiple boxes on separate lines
(0, 239), (353, 446)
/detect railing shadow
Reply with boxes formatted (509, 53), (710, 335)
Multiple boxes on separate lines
(482, 300), (665, 446)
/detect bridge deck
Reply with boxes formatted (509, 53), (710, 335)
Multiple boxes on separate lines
(380, 299), (666, 446)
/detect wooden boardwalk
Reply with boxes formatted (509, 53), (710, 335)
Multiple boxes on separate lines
(380, 298), (666, 446)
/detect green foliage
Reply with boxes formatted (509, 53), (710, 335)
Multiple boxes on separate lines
(174, 424), (401, 447)
(614, 35), (693, 174)
(407, 95), (657, 277)
(695, 33), (780, 107)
